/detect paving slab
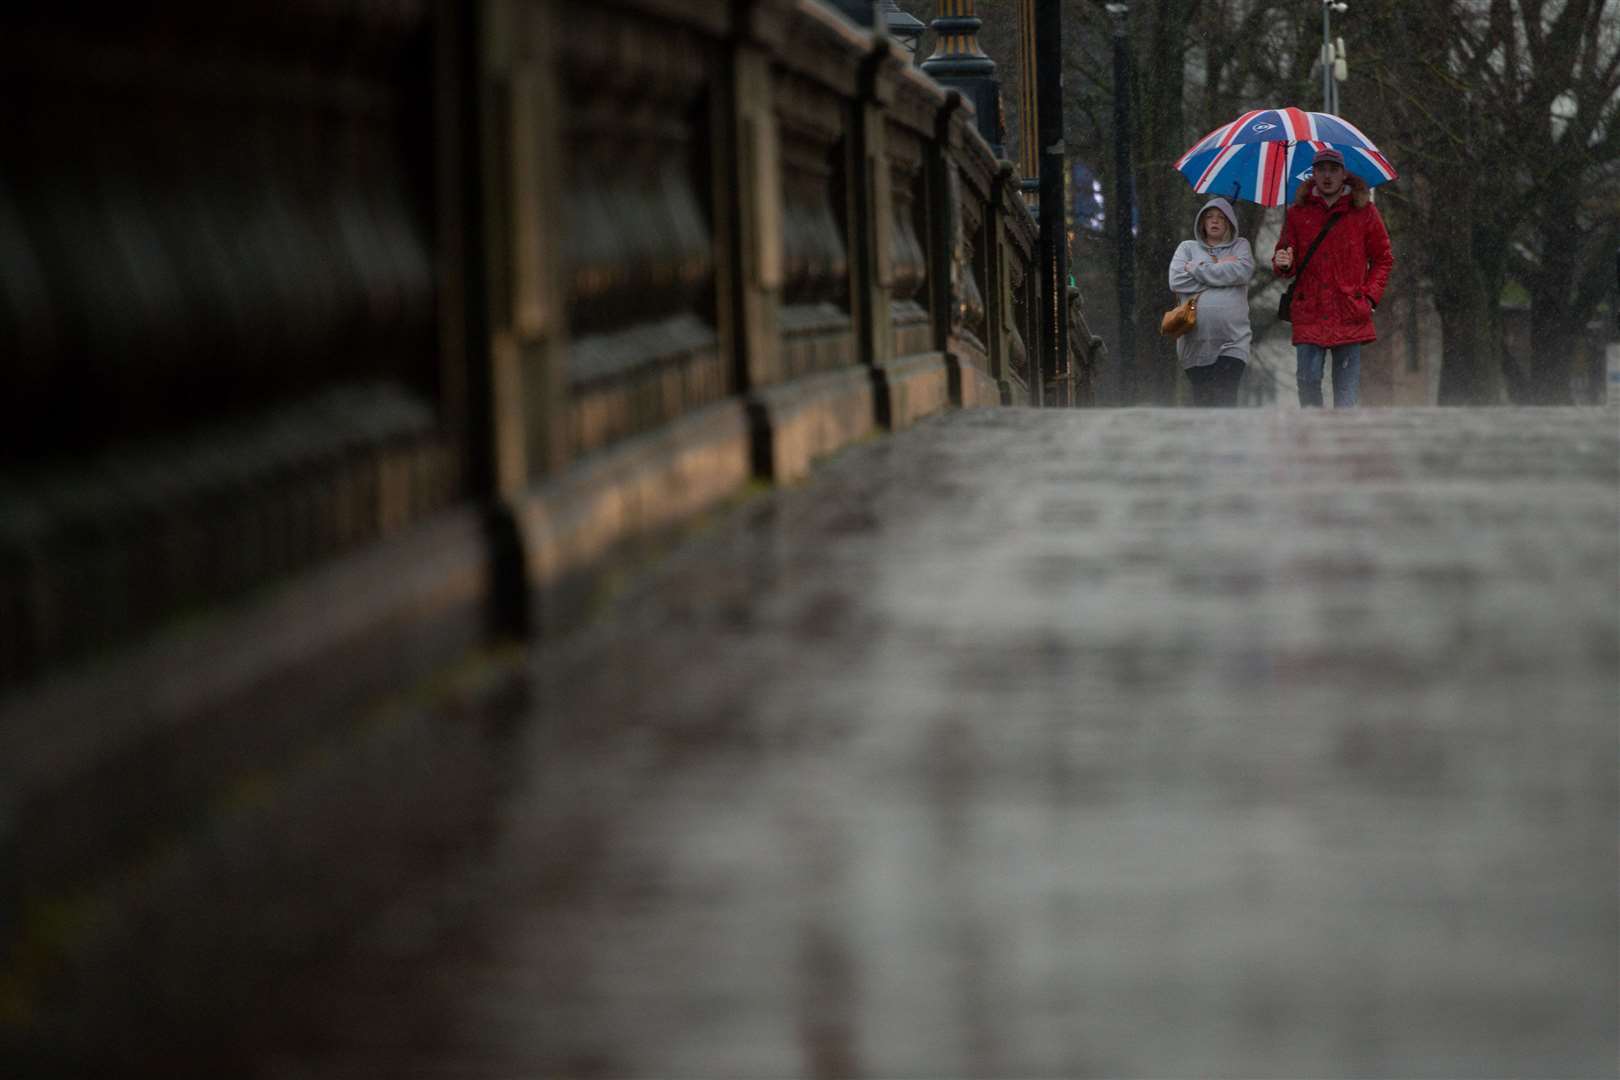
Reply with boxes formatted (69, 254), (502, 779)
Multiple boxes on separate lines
(265, 407), (1618, 1079)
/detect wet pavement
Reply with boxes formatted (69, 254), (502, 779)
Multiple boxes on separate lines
(265, 407), (1617, 1078)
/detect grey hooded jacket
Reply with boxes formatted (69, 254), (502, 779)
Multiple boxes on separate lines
(1167, 196), (1255, 369)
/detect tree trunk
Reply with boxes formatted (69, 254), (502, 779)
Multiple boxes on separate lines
(1430, 211), (1502, 405)
(1129, 0), (1191, 406)
(1522, 188), (1584, 405)
(1526, 294), (1579, 404)
(1134, 170), (1183, 406)
(1417, 158), (1506, 405)
(1434, 276), (1502, 405)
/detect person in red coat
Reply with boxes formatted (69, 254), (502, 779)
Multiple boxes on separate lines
(1271, 147), (1394, 407)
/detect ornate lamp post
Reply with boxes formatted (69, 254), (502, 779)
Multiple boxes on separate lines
(825, 2), (925, 62)
(880, 0), (926, 60)
(1016, 0), (1039, 197)
(919, 1), (1003, 156)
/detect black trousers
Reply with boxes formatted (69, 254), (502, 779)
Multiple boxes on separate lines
(1184, 355), (1246, 407)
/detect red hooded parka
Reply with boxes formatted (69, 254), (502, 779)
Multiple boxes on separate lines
(1271, 174), (1394, 347)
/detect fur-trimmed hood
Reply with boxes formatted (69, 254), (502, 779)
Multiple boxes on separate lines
(1274, 168), (1395, 348)
(1294, 170), (1371, 208)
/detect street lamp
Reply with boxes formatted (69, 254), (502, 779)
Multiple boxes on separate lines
(879, 0), (926, 60)
(1106, 1), (1135, 403)
(1322, 1), (1348, 114)
(920, 1), (1004, 156)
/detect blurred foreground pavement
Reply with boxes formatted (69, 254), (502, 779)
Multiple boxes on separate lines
(181, 408), (1620, 1075)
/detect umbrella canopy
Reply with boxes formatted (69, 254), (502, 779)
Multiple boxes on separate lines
(1174, 107), (1398, 207)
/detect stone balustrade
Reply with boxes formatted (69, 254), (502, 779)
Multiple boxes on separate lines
(0, 0), (1050, 694)
(0, 1), (1060, 1062)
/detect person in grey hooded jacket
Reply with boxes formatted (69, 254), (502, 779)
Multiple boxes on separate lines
(1167, 197), (1254, 406)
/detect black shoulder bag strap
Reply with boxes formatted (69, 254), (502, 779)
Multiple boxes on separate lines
(1277, 211), (1344, 321)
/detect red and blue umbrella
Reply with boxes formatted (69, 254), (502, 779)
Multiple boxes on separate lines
(1174, 107), (1398, 207)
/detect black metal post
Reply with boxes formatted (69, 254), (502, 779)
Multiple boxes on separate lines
(1108, 3), (1136, 404)
(1035, 0), (1066, 407)
(920, 1), (1004, 157)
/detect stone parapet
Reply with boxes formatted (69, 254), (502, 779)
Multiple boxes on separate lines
(0, 3), (1059, 1060)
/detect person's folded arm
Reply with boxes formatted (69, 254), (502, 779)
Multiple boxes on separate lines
(1195, 240), (1255, 286)
(1167, 251), (1203, 295)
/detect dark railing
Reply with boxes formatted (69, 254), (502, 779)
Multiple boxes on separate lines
(0, 3), (1062, 1061)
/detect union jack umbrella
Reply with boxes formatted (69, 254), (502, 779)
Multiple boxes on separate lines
(1174, 107), (1398, 207)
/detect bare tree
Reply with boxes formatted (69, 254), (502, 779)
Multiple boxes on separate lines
(1502, 0), (1620, 402)
(1361, 0), (1509, 403)
(1362, 0), (1618, 404)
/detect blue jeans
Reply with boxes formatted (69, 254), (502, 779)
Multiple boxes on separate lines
(1296, 343), (1361, 407)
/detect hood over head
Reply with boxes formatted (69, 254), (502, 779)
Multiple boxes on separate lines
(1194, 196), (1240, 247)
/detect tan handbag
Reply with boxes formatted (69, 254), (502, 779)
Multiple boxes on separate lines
(1160, 293), (1199, 338)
